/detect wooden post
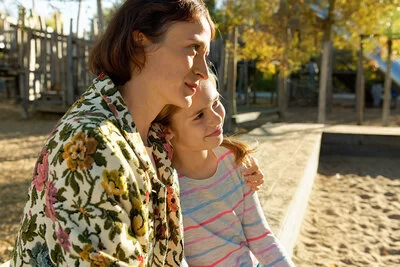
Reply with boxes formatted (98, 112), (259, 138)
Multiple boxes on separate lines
(356, 36), (365, 125)
(66, 18), (74, 106)
(17, 7), (29, 118)
(382, 38), (392, 126)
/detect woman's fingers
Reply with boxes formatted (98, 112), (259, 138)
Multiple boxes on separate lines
(242, 156), (259, 176)
(242, 156), (264, 191)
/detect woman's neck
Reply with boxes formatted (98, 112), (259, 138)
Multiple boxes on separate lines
(172, 149), (218, 180)
(119, 79), (163, 145)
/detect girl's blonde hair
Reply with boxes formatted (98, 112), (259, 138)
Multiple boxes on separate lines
(154, 70), (255, 166)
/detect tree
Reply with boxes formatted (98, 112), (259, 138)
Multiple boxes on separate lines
(307, 0), (399, 123)
(41, 0), (106, 36)
(237, 0), (400, 123)
(238, 0), (316, 118)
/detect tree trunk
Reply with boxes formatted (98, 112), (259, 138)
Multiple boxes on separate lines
(382, 39), (392, 126)
(225, 27), (238, 133)
(278, 73), (287, 119)
(356, 37), (365, 125)
(318, 40), (330, 123)
(317, 0), (335, 124)
(326, 41), (334, 113)
(97, 0), (104, 35)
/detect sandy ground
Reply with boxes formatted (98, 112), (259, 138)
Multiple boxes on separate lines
(292, 156), (400, 266)
(1, 99), (400, 264)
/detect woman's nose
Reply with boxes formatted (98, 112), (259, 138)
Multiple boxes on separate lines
(193, 55), (209, 80)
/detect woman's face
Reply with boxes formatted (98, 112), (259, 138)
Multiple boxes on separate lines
(140, 16), (212, 109)
(168, 78), (225, 153)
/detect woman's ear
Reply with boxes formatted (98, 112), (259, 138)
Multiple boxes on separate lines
(161, 125), (175, 143)
(132, 30), (151, 47)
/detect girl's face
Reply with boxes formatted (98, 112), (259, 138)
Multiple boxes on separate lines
(167, 78), (225, 153)
(140, 16), (212, 109)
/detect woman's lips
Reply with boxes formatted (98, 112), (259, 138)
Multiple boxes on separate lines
(185, 82), (198, 93)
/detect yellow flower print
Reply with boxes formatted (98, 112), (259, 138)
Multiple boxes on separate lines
(79, 244), (112, 266)
(62, 132), (98, 172)
(101, 169), (127, 196)
(79, 244), (92, 263)
(131, 198), (148, 237)
(132, 214), (147, 237)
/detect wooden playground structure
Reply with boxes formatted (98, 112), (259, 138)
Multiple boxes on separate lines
(0, 11), (95, 118)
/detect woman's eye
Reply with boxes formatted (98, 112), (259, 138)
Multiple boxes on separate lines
(194, 112), (204, 120)
(190, 44), (200, 54)
(213, 100), (220, 109)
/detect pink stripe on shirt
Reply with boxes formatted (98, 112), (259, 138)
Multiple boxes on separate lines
(184, 189), (253, 231)
(185, 219), (241, 247)
(247, 230), (271, 243)
(180, 161), (237, 197)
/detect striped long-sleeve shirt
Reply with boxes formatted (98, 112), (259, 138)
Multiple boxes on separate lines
(179, 146), (295, 267)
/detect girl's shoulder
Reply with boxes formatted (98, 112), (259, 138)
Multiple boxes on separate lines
(213, 146), (235, 164)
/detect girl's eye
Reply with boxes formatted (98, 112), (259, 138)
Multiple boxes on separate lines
(194, 112), (204, 120)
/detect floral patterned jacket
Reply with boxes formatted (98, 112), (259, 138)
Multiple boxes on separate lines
(11, 74), (184, 266)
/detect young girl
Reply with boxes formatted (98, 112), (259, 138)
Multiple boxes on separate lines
(155, 74), (295, 266)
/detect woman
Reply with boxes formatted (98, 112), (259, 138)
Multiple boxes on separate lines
(10, 1), (262, 266)
(11, 0), (213, 266)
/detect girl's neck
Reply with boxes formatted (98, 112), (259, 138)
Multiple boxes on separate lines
(119, 78), (163, 146)
(173, 149), (218, 180)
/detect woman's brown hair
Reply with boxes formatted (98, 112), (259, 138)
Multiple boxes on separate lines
(88, 0), (215, 86)
(154, 72), (255, 166)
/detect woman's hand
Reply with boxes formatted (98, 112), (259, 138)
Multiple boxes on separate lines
(242, 156), (264, 191)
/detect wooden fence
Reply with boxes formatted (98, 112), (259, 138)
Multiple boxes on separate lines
(0, 15), (95, 117)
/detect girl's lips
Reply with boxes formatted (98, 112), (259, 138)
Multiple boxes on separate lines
(207, 127), (222, 137)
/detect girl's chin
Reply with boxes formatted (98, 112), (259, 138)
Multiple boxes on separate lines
(183, 96), (193, 108)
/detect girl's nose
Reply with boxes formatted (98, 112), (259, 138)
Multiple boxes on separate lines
(210, 110), (222, 126)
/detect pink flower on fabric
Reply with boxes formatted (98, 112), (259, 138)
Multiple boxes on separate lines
(102, 96), (118, 117)
(166, 185), (179, 212)
(163, 142), (173, 160)
(57, 227), (71, 252)
(45, 181), (57, 221)
(32, 152), (49, 192)
(109, 103), (118, 118)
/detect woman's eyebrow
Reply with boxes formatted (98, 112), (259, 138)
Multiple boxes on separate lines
(188, 37), (209, 54)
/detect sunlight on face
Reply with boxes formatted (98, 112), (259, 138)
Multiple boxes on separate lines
(169, 77), (225, 153)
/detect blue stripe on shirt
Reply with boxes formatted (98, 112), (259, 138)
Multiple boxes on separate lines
(182, 181), (244, 215)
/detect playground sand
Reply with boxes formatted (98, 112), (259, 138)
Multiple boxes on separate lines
(1, 99), (400, 264)
(292, 156), (400, 266)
